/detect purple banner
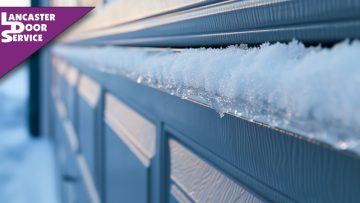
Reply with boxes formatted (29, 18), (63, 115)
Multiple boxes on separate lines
(0, 7), (93, 77)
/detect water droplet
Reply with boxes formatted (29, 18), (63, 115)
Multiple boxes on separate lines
(137, 76), (143, 83)
(338, 141), (348, 150)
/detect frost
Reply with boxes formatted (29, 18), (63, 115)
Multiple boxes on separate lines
(53, 40), (360, 154)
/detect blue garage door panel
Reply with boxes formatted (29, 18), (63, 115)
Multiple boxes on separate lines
(58, 66), (69, 106)
(168, 138), (263, 203)
(77, 98), (96, 174)
(53, 99), (80, 203)
(63, 180), (78, 203)
(105, 126), (149, 203)
(104, 93), (157, 203)
(77, 74), (101, 177)
(54, 60), (78, 126)
(104, 93), (156, 162)
(77, 177), (92, 203)
(53, 101), (68, 174)
(64, 65), (79, 125)
(169, 184), (193, 203)
(63, 151), (80, 203)
(77, 75), (101, 110)
(51, 56), (60, 99)
(76, 154), (101, 203)
(52, 56), (66, 88)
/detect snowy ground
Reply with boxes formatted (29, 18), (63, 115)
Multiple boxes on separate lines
(0, 66), (59, 203)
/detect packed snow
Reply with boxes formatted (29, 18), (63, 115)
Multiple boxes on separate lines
(0, 66), (59, 203)
(54, 40), (360, 154)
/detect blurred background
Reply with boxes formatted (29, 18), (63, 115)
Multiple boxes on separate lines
(0, 0), (100, 202)
(0, 1), (58, 203)
(0, 65), (59, 203)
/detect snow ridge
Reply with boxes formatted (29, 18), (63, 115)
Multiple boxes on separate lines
(53, 40), (360, 154)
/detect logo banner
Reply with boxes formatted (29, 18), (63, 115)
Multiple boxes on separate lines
(0, 7), (93, 77)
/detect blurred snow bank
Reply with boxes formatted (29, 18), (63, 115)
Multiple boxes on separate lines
(0, 66), (59, 203)
(0, 67), (28, 127)
(0, 128), (59, 203)
(54, 40), (360, 153)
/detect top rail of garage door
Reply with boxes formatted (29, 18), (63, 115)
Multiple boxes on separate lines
(63, 0), (360, 47)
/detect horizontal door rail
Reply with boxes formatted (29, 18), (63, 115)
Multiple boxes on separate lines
(66, 0), (360, 47)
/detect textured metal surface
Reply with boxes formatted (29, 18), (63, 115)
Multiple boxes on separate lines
(64, 65), (79, 87)
(104, 126), (149, 203)
(77, 75), (101, 108)
(52, 61), (101, 203)
(86, 0), (221, 31)
(77, 96), (96, 174)
(66, 0), (360, 46)
(169, 139), (263, 203)
(105, 93), (156, 167)
(53, 95), (100, 203)
(56, 58), (360, 202)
